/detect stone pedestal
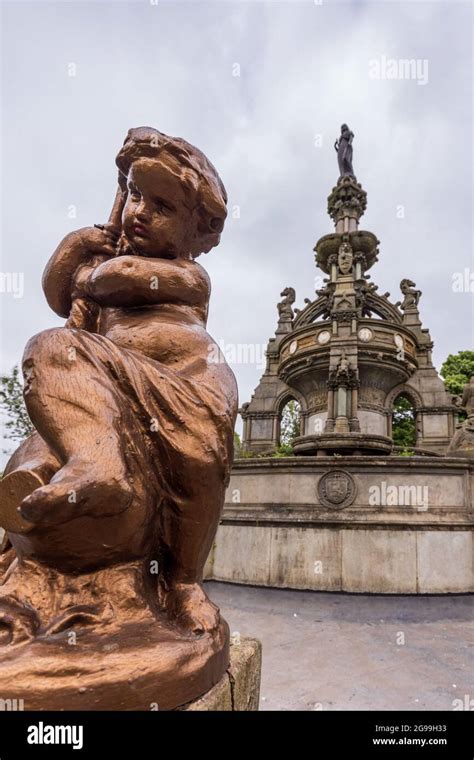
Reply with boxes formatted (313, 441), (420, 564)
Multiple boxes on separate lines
(180, 638), (262, 711)
(206, 456), (474, 594)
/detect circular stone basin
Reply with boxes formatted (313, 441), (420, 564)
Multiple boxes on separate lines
(293, 433), (393, 456)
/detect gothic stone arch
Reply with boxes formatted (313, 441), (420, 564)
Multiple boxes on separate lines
(385, 383), (423, 442)
(275, 391), (305, 446)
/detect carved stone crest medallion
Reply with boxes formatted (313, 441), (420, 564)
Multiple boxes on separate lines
(318, 470), (356, 509)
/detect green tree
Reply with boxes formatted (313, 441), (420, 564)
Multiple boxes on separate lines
(279, 399), (301, 448)
(0, 365), (33, 447)
(233, 431), (244, 457)
(392, 395), (416, 448)
(440, 350), (474, 396)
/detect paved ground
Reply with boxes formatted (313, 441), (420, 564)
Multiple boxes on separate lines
(204, 581), (473, 711)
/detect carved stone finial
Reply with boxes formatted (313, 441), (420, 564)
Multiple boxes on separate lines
(327, 176), (367, 226)
(353, 250), (367, 269)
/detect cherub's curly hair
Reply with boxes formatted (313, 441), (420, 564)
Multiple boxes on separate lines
(115, 126), (227, 258)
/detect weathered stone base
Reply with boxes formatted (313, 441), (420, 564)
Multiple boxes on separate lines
(180, 638), (262, 711)
(207, 525), (473, 593)
(205, 456), (474, 594)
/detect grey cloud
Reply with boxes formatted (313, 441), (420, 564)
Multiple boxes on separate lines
(1, 0), (472, 463)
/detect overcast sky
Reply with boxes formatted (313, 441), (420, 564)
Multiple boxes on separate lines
(1, 0), (473, 464)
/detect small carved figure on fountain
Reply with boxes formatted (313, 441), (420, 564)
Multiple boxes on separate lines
(461, 376), (474, 420)
(277, 286), (296, 322)
(336, 352), (350, 379)
(334, 124), (355, 178)
(316, 280), (335, 318)
(328, 352), (360, 390)
(448, 376), (474, 459)
(338, 241), (354, 275)
(398, 279), (421, 311)
(354, 278), (377, 315)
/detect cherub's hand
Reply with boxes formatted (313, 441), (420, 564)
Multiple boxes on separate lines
(77, 223), (120, 257)
(67, 251), (114, 332)
(71, 258), (102, 301)
(68, 224), (120, 331)
(63, 224), (119, 332)
(43, 221), (121, 320)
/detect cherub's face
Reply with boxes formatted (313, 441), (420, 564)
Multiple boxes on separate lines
(122, 157), (193, 259)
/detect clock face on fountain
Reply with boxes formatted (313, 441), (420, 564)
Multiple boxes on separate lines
(289, 340), (298, 354)
(394, 333), (404, 349)
(358, 327), (373, 343)
(317, 330), (331, 345)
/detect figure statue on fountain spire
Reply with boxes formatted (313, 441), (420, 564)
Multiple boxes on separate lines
(334, 124), (355, 178)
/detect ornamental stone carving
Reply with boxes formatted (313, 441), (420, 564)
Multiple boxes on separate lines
(318, 470), (357, 509)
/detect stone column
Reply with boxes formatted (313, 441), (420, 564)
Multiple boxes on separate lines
(271, 414), (279, 448)
(350, 386), (360, 431)
(242, 415), (249, 446)
(325, 388), (335, 432)
(334, 386), (350, 433)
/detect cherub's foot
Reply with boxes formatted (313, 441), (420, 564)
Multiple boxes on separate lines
(0, 469), (45, 534)
(20, 460), (133, 527)
(161, 582), (221, 636)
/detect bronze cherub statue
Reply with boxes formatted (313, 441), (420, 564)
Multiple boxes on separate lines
(0, 127), (238, 709)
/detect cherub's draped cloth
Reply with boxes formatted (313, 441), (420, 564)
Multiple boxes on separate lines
(69, 329), (235, 500)
(8, 327), (235, 573)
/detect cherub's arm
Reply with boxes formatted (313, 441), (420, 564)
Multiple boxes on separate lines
(42, 226), (118, 320)
(86, 256), (210, 311)
(42, 185), (125, 329)
(65, 253), (114, 331)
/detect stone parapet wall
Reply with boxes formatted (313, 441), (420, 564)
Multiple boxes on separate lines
(204, 456), (473, 594)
